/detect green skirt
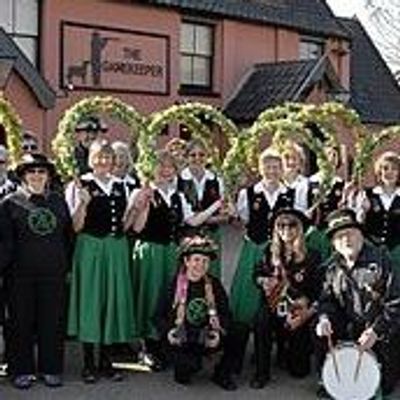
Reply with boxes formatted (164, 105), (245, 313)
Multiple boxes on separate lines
(132, 241), (178, 339)
(306, 226), (331, 263)
(229, 238), (266, 326)
(390, 244), (400, 274)
(68, 233), (135, 344)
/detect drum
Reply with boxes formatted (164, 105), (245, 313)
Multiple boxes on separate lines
(322, 342), (381, 400)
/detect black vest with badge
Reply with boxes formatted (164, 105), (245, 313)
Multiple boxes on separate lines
(80, 178), (126, 237)
(364, 188), (400, 250)
(246, 185), (295, 245)
(308, 179), (344, 227)
(138, 190), (184, 244)
(177, 174), (221, 212)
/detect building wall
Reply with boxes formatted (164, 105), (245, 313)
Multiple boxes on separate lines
(3, 0), (352, 149)
(4, 70), (46, 149)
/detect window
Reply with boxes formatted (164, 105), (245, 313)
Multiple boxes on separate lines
(180, 21), (213, 90)
(299, 37), (324, 60)
(0, 0), (39, 66)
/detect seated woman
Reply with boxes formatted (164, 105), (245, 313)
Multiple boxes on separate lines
(155, 236), (231, 387)
(251, 208), (322, 388)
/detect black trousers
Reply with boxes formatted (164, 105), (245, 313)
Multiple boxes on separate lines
(314, 314), (399, 395)
(254, 303), (312, 380)
(216, 303), (312, 379)
(8, 276), (66, 376)
(172, 343), (204, 383)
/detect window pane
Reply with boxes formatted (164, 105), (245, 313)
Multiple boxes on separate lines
(192, 56), (210, 86)
(0, 0), (13, 32)
(180, 55), (193, 85)
(13, 36), (37, 65)
(15, 0), (38, 35)
(300, 40), (323, 60)
(195, 25), (212, 56)
(180, 23), (195, 53)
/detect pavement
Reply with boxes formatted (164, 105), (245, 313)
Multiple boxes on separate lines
(0, 226), (399, 399)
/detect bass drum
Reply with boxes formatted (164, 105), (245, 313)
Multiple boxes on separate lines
(322, 342), (381, 400)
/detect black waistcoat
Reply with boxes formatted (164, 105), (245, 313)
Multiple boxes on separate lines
(308, 179), (344, 227)
(80, 178), (126, 237)
(177, 175), (221, 212)
(246, 185), (295, 245)
(364, 188), (400, 250)
(139, 190), (184, 244)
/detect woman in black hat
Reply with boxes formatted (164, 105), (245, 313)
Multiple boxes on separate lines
(0, 153), (73, 389)
(250, 209), (322, 388)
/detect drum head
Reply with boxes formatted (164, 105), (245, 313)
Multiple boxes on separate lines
(322, 345), (380, 400)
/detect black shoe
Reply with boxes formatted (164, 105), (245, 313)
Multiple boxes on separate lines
(174, 373), (191, 385)
(211, 373), (237, 391)
(316, 384), (332, 399)
(250, 375), (270, 389)
(81, 367), (97, 384)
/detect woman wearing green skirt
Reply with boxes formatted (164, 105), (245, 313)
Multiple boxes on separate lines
(177, 139), (228, 278)
(66, 140), (134, 383)
(229, 148), (295, 373)
(124, 150), (224, 368)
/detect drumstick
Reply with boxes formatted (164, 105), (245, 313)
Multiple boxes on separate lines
(353, 349), (364, 382)
(327, 334), (341, 382)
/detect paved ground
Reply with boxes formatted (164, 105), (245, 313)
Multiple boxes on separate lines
(0, 227), (399, 399)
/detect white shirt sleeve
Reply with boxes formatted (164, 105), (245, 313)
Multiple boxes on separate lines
(217, 175), (225, 198)
(127, 188), (141, 210)
(293, 178), (309, 212)
(180, 193), (194, 222)
(65, 180), (80, 214)
(236, 188), (249, 223)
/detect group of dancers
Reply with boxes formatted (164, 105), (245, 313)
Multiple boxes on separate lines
(0, 116), (399, 399)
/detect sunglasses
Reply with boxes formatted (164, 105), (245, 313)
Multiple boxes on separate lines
(0, 160), (6, 165)
(26, 168), (47, 175)
(189, 152), (206, 159)
(23, 144), (38, 152)
(277, 221), (298, 230)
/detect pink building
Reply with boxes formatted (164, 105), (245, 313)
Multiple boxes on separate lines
(0, 0), (400, 150)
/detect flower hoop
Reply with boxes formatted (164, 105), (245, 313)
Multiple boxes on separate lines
(0, 96), (23, 167)
(139, 102), (238, 180)
(52, 96), (146, 181)
(352, 125), (400, 184)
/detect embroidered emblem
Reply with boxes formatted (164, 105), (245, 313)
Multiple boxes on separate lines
(186, 297), (208, 326)
(28, 207), (57, 236)
(294, 271), (304, 282)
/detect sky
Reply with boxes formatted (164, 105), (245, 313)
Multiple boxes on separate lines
(326, 0), (365, 18)
(326, 0), (399, 72)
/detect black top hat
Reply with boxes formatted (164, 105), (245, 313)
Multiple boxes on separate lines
(271, 208), (310, 231)
(16, 153), (55, 178)
(75, 116), (108, 134)
(325, 208), (362, 238)
(178, 236), (218, 260)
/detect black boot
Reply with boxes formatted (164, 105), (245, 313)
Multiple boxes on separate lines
(99, 345), (123, 382)
(81, 343), (97, 384)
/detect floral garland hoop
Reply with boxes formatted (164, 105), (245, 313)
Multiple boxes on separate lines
(52, 96), (146, 181)
(352, 125), (400, 184)
(0, 96), (23, 167)
(139, 102), (238, 180)
(244, 102), (362, 201)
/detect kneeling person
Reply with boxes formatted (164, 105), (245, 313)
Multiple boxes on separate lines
(156, 236), (231, 386)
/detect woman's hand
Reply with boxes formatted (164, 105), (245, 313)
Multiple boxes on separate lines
(77, 187), (91, 207)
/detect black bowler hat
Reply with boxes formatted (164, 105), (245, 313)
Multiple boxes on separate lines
(271, 208), (310, 230)
(16, 153), (55, 178)
(325, 209), (362, 239)
(75, 116), (108, 134)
